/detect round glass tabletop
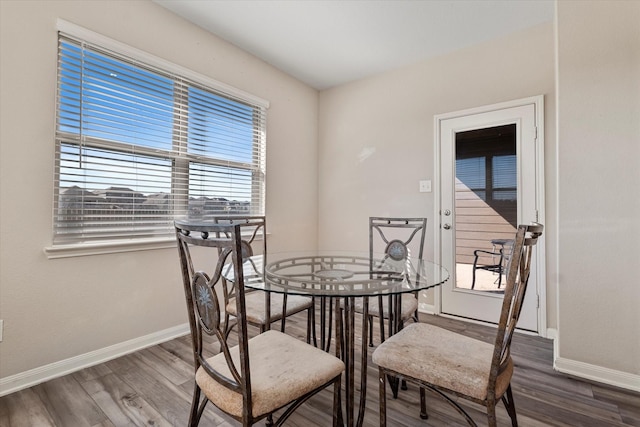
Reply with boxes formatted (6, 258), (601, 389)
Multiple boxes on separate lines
(239, 251), (449, 297)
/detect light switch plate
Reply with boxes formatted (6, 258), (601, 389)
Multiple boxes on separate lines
(419, 180), (432, 193)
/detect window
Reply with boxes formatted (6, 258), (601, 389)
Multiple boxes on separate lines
(491, 155), (517, 201)
(54, 31), (267, 246)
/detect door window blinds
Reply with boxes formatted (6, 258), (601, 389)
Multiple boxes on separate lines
(54, 33), (266, 245)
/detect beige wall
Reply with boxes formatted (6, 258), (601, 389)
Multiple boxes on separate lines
(318, 23), (557, 319)
(0, 0), (319, 380)
(556, 1), (640, 377)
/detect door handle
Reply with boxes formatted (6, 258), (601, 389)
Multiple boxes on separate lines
(443, 223), (451, 230)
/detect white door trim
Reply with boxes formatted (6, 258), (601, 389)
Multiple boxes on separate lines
(433, 95), (547, 337)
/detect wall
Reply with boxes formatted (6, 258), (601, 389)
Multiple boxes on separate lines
(556, 1), (640, 386)
(0, 0), (319, 388)
(318, 23), (557, 322)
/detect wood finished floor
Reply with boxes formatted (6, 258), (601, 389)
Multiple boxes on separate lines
(1, 312), (638, 427)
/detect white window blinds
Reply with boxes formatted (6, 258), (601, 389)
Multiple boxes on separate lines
(54, 33), (266, 245)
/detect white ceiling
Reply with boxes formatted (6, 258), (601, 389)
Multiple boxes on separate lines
(154, 0), (554, 90)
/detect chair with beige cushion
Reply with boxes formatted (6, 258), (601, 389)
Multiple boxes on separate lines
(213, 216), (313, 341)
(359, 217), (427, 346)
(176, 218), (344, 426)
(373, 223), (543, 426)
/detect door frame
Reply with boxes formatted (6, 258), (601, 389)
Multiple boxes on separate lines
(433, 95), (547, 337)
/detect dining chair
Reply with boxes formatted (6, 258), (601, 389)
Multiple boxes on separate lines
(213, 216), (313, 341)
(356, 217), (427, 347)
(175, 218), (345, 427)
(372, 223), (543, 427)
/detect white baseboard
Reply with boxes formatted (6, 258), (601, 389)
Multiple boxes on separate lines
(416, 322), (638, 393)
(418, 302), (436, 314)
(554, 356), (640, 393)
(0, 323), (190, 397)
(550, 327), (640, 392)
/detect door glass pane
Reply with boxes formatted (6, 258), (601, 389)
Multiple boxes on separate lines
(454, 124), (517, 292)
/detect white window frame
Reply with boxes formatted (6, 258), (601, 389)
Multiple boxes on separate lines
(45, 20), (268, 259)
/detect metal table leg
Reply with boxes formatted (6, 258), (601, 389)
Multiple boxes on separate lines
(334, 296), (370, 427)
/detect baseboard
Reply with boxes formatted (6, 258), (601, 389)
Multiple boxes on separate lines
(550, 327), (639, 392)
(412, 321), (638, 393)
(554, 356), (640, 393)
(0, 323), (190, 397)
(418, 302), (436, 315)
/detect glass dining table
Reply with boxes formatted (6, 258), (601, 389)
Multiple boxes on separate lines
(240, 251), (449, 427)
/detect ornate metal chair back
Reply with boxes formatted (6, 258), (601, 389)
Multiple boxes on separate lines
(369, 217), (427, 268)
(488, 223), (543, 399)
(212, 216), (267, 316)
(175, 218), (265, 415)
(367, 217), (428, 350)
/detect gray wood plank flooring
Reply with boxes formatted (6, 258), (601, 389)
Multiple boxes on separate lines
(1, 312), (638, 426)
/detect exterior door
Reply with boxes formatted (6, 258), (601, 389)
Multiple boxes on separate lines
(436, 97), (544, 332)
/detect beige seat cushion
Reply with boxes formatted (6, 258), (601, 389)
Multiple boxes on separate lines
(227, 292), (312, 325)
(354, 294), (418, 320)
(372, 323), (513, 401)
(196, 330), (344, 419)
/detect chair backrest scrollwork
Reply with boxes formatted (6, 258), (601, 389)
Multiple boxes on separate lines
(369, 217), (427, 270)
(489, 223), (543, 398)
(212, 216), (267, 309)
(175, 217), (266, 405)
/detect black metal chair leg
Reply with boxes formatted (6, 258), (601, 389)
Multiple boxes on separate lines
(419, 387), (428, 420)
(388, 374), (400, 399)
(333, 375), (343, 427)
(190, 385), (209, 427)
(306, 306), (312, 344)
(471, 262), (477, 289)
(379, 369), (387, 427)
(188, 384), (201, 427)
(312, 297), (318, 347)
(502, 384), (518, 427)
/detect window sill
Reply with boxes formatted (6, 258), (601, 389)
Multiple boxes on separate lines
(44, 237), (176, 259)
